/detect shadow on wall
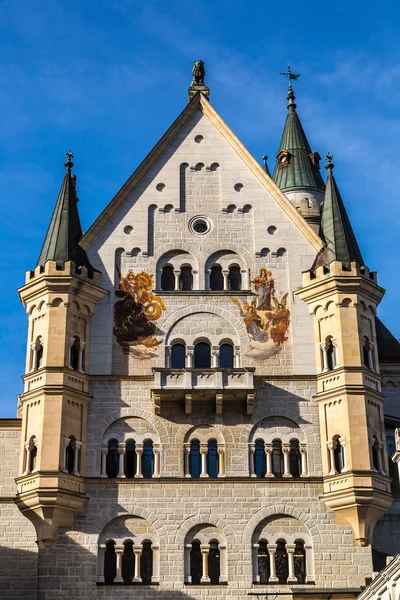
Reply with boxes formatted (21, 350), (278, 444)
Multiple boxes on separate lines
(0, 543), (38, 600)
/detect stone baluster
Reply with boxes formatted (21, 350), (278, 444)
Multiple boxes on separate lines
(73, 440), (82, 476)
(173, 269), (181, 291)
(200, 444), (208, 478)
(217, 445), (226, 477)
(184, 443), (191, 478)
(100, 443), (108, 478)
(282, 443), (292, 477)
(114, 545), (124, 583)
(135, 443), (144, 478)
(249, 443), (256, 477)
(265, 443), (273, 477)
(200, 544), (210, 583)
(286, 544), (297, 583)
(300, 445), (308, 476)
(211, 346), (219, 368)
(222, 269), (229, 290)
(117, 443), (126, 478)
(327, 441), (337, 475)
(133, 545), (142, 582)
(153, 446), (161, 477)
(267, 544), (278, 583)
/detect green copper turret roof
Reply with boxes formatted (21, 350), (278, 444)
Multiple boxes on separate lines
(320, 155), (364, 266)
(37, 152), (94, 272)
(273, 85), (325, 191)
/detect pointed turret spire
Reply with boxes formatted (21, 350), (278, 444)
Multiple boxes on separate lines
(262, 155), (271, 176)
(273, 69), (325, 192)
(37, 152), (94, 273)
(320, 154), (364, 266)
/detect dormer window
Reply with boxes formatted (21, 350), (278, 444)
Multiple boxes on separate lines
(276, 150), (291, 168)
(308, 152), (321, 168)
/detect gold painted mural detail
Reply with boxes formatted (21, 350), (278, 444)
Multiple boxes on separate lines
(114, 268), (166, 358)
(231, 268), (290, 358)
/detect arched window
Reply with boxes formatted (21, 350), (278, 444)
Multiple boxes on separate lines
(289, 439), (301, 478)
(326, 336), (336, 371)
(65, 436), (75, 474)
(189, 440), (201, 478)
(363, 340), (370, 368)
(275, 540), (289, 584)
(106, 439), (119, 478)
(228, 265), (241, 291)
(254, 439), (266, 478)
(141, 541), (153, 584)
(171, 343), (186, 368)
(209, 540), (220, 584)
(125, 440), (136, 478)
(333, 436), (344, 473)
(194, 342), (211, 368)
(179, 266), (193, 291)
(70, 336), (80, 371)
(104, 540), (117, 585)
(190, 540), (202, 584)
(294, 540), (306, 584)
(258, 541), (270, 583)
(219, 343), (234, 368)
(29, 439), (37, 473)
(31, 336), (43, 371)
(210, 265), (223, 291)
(207, 439), (219, 478)
(122, 541), (134, 584)
(272, 439), (283, 477)
(142, 440), (154, 478)
(161, 265), (175, 291)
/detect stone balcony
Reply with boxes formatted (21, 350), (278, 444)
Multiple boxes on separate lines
(152, 367), (255, 415)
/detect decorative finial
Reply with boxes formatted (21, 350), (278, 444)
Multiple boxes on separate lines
(191, 60), (205, 85)
(325, 153), (334, 171)
(280, 64), (300, 108)
(262, 155), (271, 175)
(65, 150), (74, 172)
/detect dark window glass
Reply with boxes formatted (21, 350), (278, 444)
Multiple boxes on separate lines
(258, 541), (270, 583)
(190, 540), (202, 584)
(228, 265), (241, 291)
(333, 437), (343, 472)
(276, 540), (288, 584)
(363, 344), (370, 367)
(36, 343), (43, 369)
(189, 440), (201, 478)
(209, 541), (220, 584)
(207, 440), (219, 478)
(289, 439), (300, 478)
(122, 541), (134, 584)
(107, 439), (119, 478)
(326, 339), (335, 370)
(30, 444), (37, 472)
(161, 265), (175, 291)
(210, 265), (223, 291)
(194, 342), (211, 368)
(141, 541), (153, 585)
(66, 437), (75, 474)
(70, 340), (79, 371)
(254, 440), (266, 478)
(294, 541), (306, 584)
(104, 541), (116, 585)
(125, 440), (136, 478)
(142, 441), (154, 478)
(219, 344), (234, 368)
(272, 439), (283, 477)
(171, 344), (186, 368)
(179, 266), (193, 291)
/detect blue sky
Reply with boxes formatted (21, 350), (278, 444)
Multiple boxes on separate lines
(1, 0), (399, 416)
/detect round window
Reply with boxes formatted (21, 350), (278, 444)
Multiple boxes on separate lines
(189, 216), (212, 235)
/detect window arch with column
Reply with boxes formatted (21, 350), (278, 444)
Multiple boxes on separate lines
(97, 515), (160, 584)
(184, 426), (226, 479)
(30, 335), (43, 371)
(23, 435), (38, 475)
(327, 434), (347, 475)
(156, 250), (198, 291)
(205, 250), (248, 291)
(249, 417), (309, 478)
(63, 435), (82, 475)
(251, 515), (314, 584)
(184, 524), (227, 584)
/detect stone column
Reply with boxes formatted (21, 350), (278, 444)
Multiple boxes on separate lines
(165, 346), (171, 368)
(200, 544), (210, 583)
(300, 445), (309, 476)
(282, 443), (291, 477)
(30, 341), (38, 372)
(222, 269), (229, 290)
(117, 442), (126, 478)
(252, 543), (260, 582)
(97, 544), (106, 582)
(133, 545), (142, 582)
(286, 544), (297, 583)
(332, 339), (339, 368)
(185, 544), (192, 583)
(267, 544), (278, 583)
(265, 443), (273, 477)
(24, 442), (31, 475)
(151, 544), (160, 583)
(377, 442), (385, 474)
(338, 437), (348, 472)
(211, 346), (219, 368)
(184, 443), (191, 477)
(73, 440), (82, 476)
(78, 341), (86, 373)
(186, 346), (194, 368)
(62, 437), (70, 473)
(100, 443), (108, 478)
(320, 341), (329, 373)
(173, 269), (180, 291)
(114, 545), (124, 583)
(234, 346), (240, 368)
(327, 441), (337, 475)
(249, 443), (256, 477)
(200, 444), (208, 478)
(135, 443), (144, 477)
(217, 445), (226, 477)
(68, 337), (76, 369)
(153, 446), (160, 477)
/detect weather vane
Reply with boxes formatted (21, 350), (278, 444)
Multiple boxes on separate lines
(280, 65), (300, 84)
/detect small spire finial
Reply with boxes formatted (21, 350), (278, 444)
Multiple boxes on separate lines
(262, 155), (270, 175)
(325, 153), (334, 172)
(65, 150), (74, 172)
(280, 64), (300, 108)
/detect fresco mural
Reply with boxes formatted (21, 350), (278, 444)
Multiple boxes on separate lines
(114, 267), (166, 358)
(231, 268), (290, 359)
